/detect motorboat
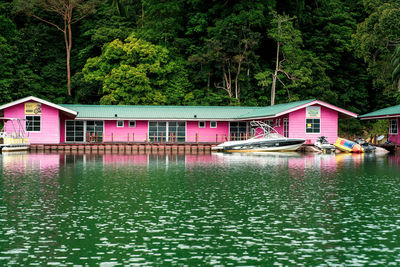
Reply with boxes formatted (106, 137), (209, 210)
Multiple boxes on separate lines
(354, 138), (376, 153)
(334, 138), (363, 153)
(314, 136), (335, 153)
(212, 121), (305, 152)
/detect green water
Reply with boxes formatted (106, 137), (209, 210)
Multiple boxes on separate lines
(1, 152), (400, 266)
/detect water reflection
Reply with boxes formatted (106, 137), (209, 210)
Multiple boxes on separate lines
(0, 151), (394, 173)
(1, 151), (400, 266)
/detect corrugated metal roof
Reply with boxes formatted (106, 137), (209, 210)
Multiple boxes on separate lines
(236, 99), (315, 118)
(359, 104), (400, 118)
(60, 104), (260, 119)
(59, 99), (316, 120)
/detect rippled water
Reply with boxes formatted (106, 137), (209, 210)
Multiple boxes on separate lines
(1, 152), (400, 265)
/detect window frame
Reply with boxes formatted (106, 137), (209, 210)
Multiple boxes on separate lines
(116, 120), (124, 128)
(129, 120), (136, 128)
(305, 118), (321, 134)
(283, 118), (289, 137)
(389, 119), (398, 135)
(198, 121), (206, 128)
(25, 115), (41, 132)
(210, 121), (217, 128)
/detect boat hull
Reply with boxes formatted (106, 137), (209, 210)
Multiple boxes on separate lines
(213, 138), (305, 152)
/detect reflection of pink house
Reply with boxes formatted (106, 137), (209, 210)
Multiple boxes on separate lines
(0, 96), (357, 144)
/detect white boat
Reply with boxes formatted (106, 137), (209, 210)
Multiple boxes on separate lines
(212, 121), (305, 152)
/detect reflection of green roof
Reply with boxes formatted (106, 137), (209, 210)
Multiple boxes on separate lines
(359, 104), (400, 119)
(60, 99), (316, 120)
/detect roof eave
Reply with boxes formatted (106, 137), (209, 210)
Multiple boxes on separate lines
(274, 100), (358, 118)
(75, 117), (237, 121)
(0, 96), (78, 116)
(359, 114), (400, 120)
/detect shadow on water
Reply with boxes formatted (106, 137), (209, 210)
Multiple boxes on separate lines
(1, 151), (400, 265)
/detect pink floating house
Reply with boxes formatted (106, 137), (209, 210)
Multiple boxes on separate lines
(359, 104), (400, 144)
(0, 96), (357, 144)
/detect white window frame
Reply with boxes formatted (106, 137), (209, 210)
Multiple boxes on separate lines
(129, 120), (136, 128)
(305, 118), (321, 134)
(117, 120), (124, 128)
(275, 119), (281, 127)
(283, 118), (289, 137)
(199, 121), (205, 128)
(148, 121), (186, 142)
(389, 119), (398, 135)
(65, 120), (105, 143)
(25, 115), (41, 132)
(210, 121), (217, 128)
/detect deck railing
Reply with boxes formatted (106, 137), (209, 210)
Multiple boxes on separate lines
(81, 132), (251, 144)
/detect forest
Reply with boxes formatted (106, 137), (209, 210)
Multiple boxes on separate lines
(1, 0), (400, 134)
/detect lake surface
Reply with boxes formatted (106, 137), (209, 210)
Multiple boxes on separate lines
(1, 151), (400, 266)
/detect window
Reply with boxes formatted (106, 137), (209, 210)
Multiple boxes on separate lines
(148, 121), (186, 142)
(66, 121), (103, 143)
(230, 122), (248, 140)
(26, 116), (41, 132)
(390, 119), (398, 134)
(264, 120), (273, 127)
(168, 121), (186, 142)
(66, 120), (84, 142)
(117, 120), (124, 127)
(275, 119), (281, 127)
(129, 121), (136, 128)
(306, 119), (320, 133)
(86, 121), (104, 142)
(283, 118), (289, 137)
(210, 121), (217, 128)
(199, 121), (205, 128)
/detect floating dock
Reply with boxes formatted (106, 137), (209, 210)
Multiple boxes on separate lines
(29, 143), (216, 153)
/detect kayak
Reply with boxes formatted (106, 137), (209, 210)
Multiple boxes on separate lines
(334, 138), (364, 153)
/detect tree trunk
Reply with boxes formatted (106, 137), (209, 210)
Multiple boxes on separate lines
(271, 41), (280, 106)
(64, 12), (73, 96)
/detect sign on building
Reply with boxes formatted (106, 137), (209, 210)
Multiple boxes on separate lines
(25, 103), (41, 115)
(306, 106), (320, 118)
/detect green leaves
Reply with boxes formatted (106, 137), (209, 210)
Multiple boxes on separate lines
(83, 34), (190, 105)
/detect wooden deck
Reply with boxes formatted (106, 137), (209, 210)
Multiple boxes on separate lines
(30, 143), (217, 153)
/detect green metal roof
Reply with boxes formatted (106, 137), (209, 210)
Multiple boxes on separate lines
(236, 99), (315, 118)
(60, 99), (316, 120)
(359, 104), (400, 119)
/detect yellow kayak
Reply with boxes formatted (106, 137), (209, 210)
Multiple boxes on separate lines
(334, 138), (364, 153)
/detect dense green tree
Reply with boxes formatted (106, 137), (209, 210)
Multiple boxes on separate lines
(353, 0), (400, 107)
(13, 0), (101, 96)
(83, 34), (191, 105)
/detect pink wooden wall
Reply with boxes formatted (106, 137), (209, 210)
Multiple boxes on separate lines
(388, 118), (399, 144)
(104, 120), (148, 142)
(4, 102), (60, 144)
(186, 121), (230, 143)
(289, 105), (338, 144)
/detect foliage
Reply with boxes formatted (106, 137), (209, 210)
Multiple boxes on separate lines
(83, 34), (191, 105)
(352, 0), (400, 107)
(368, 119), (388, 137)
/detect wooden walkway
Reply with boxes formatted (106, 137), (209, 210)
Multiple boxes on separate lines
(30, 143), (217, 153)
